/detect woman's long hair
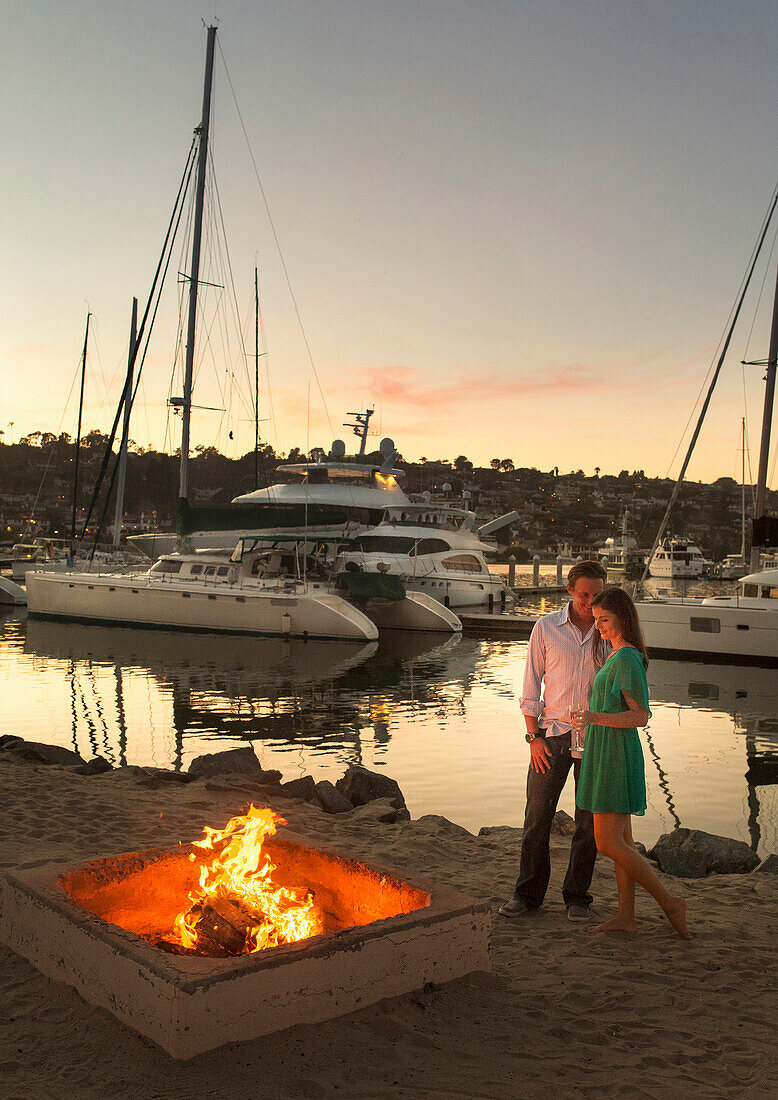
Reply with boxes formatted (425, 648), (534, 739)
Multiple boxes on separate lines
(592, 586), (649, 667)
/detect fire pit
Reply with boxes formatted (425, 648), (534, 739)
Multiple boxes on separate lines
(0, 808), (490, 1058)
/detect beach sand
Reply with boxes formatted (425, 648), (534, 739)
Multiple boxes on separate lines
(1, 756), (775, 1099)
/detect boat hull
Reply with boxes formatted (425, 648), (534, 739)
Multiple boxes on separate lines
(637, 598), (778, 665)
(360, 591), (462, 633)
(26, 572), (378, 642)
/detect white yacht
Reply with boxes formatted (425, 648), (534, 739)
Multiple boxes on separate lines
(638, 567), (778, 664)
(26, 545), (379, 642)
(130, 417), (517, 613)
(130, 424), (407, 559)
(598, 510), (645, 578)
(711, 553), (749, 580)
(648, 537), (708, 578)
(335, 516), (511, 610)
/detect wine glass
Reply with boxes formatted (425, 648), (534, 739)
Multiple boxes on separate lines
(569, 693), (588, 749)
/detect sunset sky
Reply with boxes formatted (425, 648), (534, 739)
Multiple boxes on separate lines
(3, 0), (778, 486)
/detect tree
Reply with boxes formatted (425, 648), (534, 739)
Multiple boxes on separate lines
(453, 455), (469, 471)
(500, 458), (515, 472)
(594, 466), (600, 477)
(490, 458), (501, 470)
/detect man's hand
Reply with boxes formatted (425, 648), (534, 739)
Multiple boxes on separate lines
(529, 737), (552, 774)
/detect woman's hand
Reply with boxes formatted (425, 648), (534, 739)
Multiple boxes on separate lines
(583, 693), (649, 730)
(571, 709), (593, 733)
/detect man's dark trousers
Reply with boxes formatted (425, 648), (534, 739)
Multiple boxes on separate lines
(513, 732), (597, 908)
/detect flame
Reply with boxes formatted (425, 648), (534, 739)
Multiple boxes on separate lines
(170, 805), (320, 954)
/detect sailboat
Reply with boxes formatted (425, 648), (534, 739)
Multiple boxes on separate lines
(637, 198), (778, 664)
(26, 26), (379, 644)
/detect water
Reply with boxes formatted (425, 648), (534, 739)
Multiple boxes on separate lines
(1, 592), (776, 856)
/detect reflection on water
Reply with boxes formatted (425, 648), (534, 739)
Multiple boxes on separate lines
(1, 607), (776, 855)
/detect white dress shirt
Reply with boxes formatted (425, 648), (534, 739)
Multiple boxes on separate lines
(519, 603), (610, 758)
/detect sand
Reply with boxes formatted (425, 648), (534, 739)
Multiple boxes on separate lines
(1, 755), (776, 1100)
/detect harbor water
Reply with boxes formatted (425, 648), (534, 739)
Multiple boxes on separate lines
(1, 575), (775, 857)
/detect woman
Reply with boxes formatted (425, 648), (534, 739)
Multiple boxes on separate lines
(573, 586), (690, 938)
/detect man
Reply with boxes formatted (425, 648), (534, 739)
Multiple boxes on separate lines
(499, 559), (609, 922)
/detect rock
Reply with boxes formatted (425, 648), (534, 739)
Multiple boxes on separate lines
(350, 798), (401, 824)
(3, 740), (85, 766)
(203, 779), (283, 802)
(315, 780), (353, 815)
(279, 776), (319, 803)
(188, 747), (279, 783)
(121, 767), (195, 788)
(478, 825), (523, 838)
(634, 841), (649, 857)
(755, 854), (778, 874)
(0, 735), (25, 750)
(648, 828), (761, 878)
(335, 765), (409, 818)
(414, 815), (476, 840)
(73, 756), (114, 776)
(552, 810), (576, 836)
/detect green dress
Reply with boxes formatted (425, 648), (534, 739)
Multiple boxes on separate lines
(576, 646), (649, 816)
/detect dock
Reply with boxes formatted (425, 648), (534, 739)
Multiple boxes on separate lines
(459, 611), (538, 636)
(511, 584), (567, 595)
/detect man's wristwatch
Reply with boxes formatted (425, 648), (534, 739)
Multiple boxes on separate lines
(525, 731), (545, 743)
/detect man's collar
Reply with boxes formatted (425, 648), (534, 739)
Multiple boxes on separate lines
(566, 601), (595, 637)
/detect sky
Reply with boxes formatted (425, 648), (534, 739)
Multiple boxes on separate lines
(3, 0), (778, 486)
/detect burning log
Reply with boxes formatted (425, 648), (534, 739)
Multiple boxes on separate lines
(151, 806), (323, 957)
(187, 896), (259, 955)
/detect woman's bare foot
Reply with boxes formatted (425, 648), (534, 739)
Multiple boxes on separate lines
(663, 896), (691, 939)
(588, 914), (637, 934)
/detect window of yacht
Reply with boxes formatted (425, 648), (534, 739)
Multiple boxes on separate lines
(150, 560), (182, 574)
(217, 567), (229, 577)
(441, 554), (484, 573)
(415, 538), (451, 554)
(204, 566), (216, 576)
(190, 564), (203, 575)
(350, 536), (418, 553)
(690, 617), (721, 633)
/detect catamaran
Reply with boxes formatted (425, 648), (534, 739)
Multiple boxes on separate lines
(25, 26), (383, 643)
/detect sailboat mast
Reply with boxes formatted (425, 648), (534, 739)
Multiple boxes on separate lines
(749, 263), (778, 572)
(179, 23), (217, 502)
(70, 311), (90, 555)
(740, 417), (746, 561)
(254, 264), (260, 489)
(113, 298), (138, 548)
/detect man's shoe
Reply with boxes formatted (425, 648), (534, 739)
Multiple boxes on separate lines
(567, 903), (592, 922)
(498, 895), (533, 918)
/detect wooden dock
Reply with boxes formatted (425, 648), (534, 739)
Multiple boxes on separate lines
(459, 611), (538, 635)
(511, 584), (567, 596)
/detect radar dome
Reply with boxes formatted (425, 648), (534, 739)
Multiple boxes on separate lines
(379, 437), (395, 458)
(330, 439), (346, 458)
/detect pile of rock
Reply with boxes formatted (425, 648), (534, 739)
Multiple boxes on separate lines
(187, 748), (410, 822)
(0, 737), (410, 823)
